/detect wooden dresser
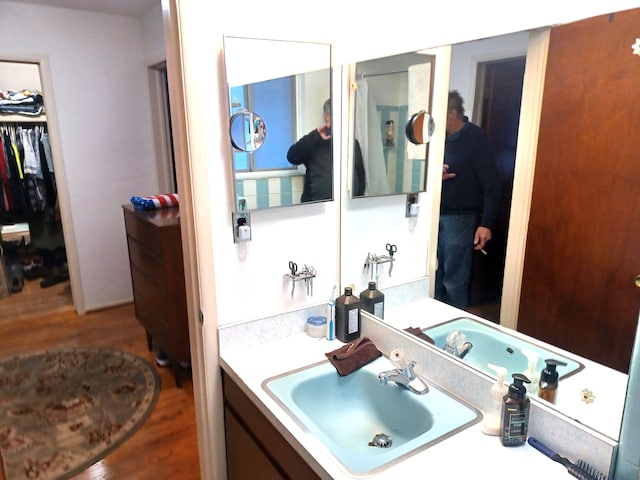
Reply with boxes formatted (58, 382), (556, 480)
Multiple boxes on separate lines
(123, 204), (190, 387)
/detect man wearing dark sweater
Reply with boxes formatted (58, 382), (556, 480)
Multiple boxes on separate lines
(287, 99), (334, 202)
(287, 98), (365, 202)
(435, 90), (500, 309)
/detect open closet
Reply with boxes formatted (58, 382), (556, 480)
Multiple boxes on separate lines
(0, 60), (70, 301)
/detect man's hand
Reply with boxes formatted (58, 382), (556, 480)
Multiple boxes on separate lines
(442, 163), (456, 181)
(318, 124), (332, 140)
(474, 226), (492, 251)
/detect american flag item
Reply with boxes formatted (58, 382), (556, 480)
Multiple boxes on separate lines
(130, 193), (179, 210)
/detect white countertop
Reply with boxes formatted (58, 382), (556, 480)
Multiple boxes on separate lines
(220, 329), (584, 479)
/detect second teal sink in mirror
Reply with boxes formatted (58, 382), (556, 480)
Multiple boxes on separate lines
(423, 317), (584, 382)
(263, 356), (481, 476)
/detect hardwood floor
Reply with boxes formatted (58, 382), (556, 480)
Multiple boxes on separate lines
(0, 279), (201, 479)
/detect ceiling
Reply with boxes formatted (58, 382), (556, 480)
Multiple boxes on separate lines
(8, 0), (159, 17)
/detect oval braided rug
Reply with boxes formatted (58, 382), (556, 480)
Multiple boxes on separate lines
(0, 347), (161, 480)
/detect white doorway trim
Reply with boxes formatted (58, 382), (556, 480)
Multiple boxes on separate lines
(0, 54), (85, 314)
(147, 61), (177, 194)
(500, 28), (550, 330)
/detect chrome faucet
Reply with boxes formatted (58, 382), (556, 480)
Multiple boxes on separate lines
(444, 341), (473, 359)
(443, 331), (473, 359)
(378, 360), (429, 395)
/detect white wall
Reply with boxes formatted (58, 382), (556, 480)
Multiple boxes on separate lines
(449, 31), (530, 120)
(141, 2), (166, 64)
(0, 1), (162, 311)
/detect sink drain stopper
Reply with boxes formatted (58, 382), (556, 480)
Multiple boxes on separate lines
(368, 433), (392, 448)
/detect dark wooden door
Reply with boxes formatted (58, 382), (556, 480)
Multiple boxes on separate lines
(518, 9), (640, 373)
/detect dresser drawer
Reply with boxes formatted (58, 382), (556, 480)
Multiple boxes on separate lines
(134, 291), (169, 341)
(126, 237), (166, 289)
(123, 208), (162, 257)
(131, 265), (168, 321)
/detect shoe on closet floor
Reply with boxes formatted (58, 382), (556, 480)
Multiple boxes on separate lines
(155, 350), (171, 367)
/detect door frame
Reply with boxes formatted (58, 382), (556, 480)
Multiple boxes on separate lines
(426, 29), (551, 330)
(0, 54), (85, 314)
(147, 61), (177, 194)
(500, 29), (550, 330)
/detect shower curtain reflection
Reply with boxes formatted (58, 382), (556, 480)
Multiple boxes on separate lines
(354, 79), (390, 197)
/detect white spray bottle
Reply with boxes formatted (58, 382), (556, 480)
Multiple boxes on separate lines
(481, 363), (508, 436)
(521, 348), (540, 396)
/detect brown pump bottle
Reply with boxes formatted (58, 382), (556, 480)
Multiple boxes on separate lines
(538, 359), (567, 404)
(501, 373), (531, 446)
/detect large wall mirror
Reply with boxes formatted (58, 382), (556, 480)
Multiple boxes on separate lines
(222, 36), (332, 211)
(358, 10), (640, 445)
(349, 52), (435, 198)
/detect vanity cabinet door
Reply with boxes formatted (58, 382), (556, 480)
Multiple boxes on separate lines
(224, 406), (284, 480)
(221, 370), (321, 480)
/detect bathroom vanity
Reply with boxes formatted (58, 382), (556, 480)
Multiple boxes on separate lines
(218, 298), (618, 479)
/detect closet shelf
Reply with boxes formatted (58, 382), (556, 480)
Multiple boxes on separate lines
(0, 113), (47, 123)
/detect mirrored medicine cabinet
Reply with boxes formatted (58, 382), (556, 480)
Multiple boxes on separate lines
(222, 35), (332, 211)
(349, 51), (435, 199)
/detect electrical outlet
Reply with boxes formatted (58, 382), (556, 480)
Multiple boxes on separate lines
(232, 211), (252, 243)
(405, 193), (419, 217)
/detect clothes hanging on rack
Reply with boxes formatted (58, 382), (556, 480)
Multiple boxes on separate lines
(0, 123), (56, 225)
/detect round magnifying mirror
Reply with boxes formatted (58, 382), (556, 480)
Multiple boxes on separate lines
(229, 110), (267, 152)
(405, 110), (435, 145)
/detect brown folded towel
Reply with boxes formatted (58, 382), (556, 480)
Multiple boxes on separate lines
(325, 337), (382, 376)
(404, 327), (435, 345)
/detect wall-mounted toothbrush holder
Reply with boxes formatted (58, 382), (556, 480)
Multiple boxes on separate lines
(363, 252), (395, 281)
(285, 261), (316, 298)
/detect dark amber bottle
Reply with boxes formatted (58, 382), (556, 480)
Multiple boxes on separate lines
(335, 287), (361, 342)
(538, 359), (567, 404)
(359, 282), (385, 319)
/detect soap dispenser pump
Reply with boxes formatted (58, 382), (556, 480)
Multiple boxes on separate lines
(521, 348), (540, 396)
(501, 373), (531, 446)
(538, 358), (567, 404)
(481, 363), (508, 436)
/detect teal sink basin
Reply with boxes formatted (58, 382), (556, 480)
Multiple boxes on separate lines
(423, 317), (584, 382)
(263, 356), (481, 475)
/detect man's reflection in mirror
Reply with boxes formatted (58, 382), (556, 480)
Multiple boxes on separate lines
(287, 99), (365, 201)
(435, 90), (500, 310)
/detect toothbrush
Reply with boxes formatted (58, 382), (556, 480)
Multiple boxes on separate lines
(327, 285), (336, 340)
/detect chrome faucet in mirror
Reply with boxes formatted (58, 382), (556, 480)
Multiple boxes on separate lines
(223, 36), (332, 210)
